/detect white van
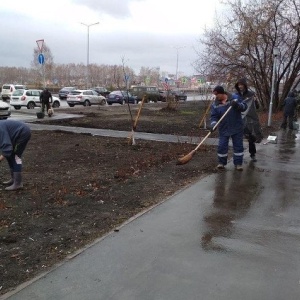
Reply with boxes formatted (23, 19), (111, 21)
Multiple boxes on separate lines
(1, 84), (26, 101)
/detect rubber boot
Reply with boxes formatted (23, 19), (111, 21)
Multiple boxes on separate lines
(3, 169), (14, 185)
(5, 172), (23, 191)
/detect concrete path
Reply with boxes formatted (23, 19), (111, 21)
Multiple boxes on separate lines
(2, 124), (300, 299)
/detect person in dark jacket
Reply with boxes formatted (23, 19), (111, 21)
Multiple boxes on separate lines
(40, 88), (53, 115)
(0, 120), (31, 191)
(234, 78), (263, 162)
(210, 85), (247, 171)
(281, 91), (298, 130)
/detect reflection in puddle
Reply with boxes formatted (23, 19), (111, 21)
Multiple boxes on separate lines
(201, 168), (261, 251)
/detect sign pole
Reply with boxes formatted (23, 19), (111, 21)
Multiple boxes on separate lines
(36, 39), (46, 88)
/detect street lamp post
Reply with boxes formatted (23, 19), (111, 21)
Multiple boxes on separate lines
(173, 46), (186, 80)
(81, 22), (99, 89)
(267, 47), (280, 127)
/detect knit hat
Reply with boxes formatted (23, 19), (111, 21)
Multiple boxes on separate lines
(213, 85), (225, 94)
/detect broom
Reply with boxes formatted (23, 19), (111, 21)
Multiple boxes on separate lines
(128, 95), (146, 145)
(176, 105), (232, 165)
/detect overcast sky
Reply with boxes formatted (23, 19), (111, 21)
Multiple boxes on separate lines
(1, 0), (223, 76)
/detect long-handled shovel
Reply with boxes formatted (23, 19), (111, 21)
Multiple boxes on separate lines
(128, 95), (146, 145)
(177, 105), (232, 165)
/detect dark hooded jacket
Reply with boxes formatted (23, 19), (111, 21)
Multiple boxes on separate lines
(40, 89), (53, 104)
(233, 78), (263, 142)
(282, 91), (297, 116)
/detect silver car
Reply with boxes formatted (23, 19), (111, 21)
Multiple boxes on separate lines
(67, 89), (106, 107)
(0, 100), (11, 119)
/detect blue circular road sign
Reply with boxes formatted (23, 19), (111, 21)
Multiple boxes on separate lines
(38, 53), (45, 64)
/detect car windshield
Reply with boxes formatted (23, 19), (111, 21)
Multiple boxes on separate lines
(15, 85), (25, 90)
(61, 87), (75, 91)
(121, 91), (132, 96)
(12, 90), (24, 96)
(69, 91), (82, 95)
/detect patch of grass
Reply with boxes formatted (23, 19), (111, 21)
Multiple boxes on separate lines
(180, 110), (200, 116)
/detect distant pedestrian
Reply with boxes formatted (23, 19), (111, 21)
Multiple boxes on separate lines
(280, 91), (298, 130)
(0, 120), (31, 191)
(210, 85), (247, 171)
(40, 88), (53, 116)
(234, 78), (263, 162)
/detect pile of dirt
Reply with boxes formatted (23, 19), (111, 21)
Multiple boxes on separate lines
(0, 101), (282, 296)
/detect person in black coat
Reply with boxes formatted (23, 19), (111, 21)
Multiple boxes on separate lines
(234, 78), (263, 162)
(40, 88), (53, 115)
(281, 91), (298, 130)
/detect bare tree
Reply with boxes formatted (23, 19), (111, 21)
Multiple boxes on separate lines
(194, 0), (300, 110)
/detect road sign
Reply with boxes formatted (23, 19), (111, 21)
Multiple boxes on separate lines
(163, 82), (169, 90)
(36, 39), (44, 52)
(38, 53), (45, 64)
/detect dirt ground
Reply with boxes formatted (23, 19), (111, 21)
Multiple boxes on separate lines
(0, 101), (282, 296)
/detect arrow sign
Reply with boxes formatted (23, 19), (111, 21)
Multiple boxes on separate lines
(38, 53), (45, 64)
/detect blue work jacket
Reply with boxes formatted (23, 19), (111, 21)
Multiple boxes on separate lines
(210, 93), (247, 136)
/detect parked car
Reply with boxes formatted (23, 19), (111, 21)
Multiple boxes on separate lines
(58, 87), (76, 100)
(172, 90), (187, 101)
(0, 100), (11, 119)
(91, 87), (110, 98)
(107, 90), (137, 105)
(130, 85), (161, 102)
(159, 90), (187, 102)
(10, 89), (61, 110)
(67, 89), (106, 107)
(1, 84), (26, 102)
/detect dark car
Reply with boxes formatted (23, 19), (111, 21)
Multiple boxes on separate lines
(171, 90), (187, 101)
(91, 87), (110, 98)
(131, 85), (161, 103)
(58, 87), (76, 100)
(107, 90), (137, 105)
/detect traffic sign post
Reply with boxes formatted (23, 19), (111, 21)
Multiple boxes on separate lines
(36, 39), (46, 88)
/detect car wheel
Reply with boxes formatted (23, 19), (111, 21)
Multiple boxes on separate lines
(13, 106), (21, 110)
(68, 104), (75, 107)
(27, 102), (35, 109)
(108, 102), (112, 105)
(52, 101), (60, 108)
(99, 99), (106, 106)
(84, 100), (90, 106)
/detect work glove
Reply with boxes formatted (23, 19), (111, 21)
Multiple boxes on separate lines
(208, 123), (217, 133)
(231, 99), (239, 110)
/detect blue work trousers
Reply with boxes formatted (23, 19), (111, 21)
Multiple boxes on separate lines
(217, 130), (244, 166)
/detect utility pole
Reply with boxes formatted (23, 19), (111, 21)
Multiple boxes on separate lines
(81, 22), (99, 89)
(267, 47), (280, 127)
(173, 46), (186, 80)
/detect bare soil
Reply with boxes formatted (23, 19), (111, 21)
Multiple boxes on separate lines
(0, 101), (282, 296)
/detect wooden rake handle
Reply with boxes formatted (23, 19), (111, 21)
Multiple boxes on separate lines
(133, 95), (145, 129)
(199, 98), (214, 128)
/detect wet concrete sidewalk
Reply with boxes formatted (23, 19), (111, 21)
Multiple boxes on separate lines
(27, 122), (218, 145)
(2, 128), (300, 299)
